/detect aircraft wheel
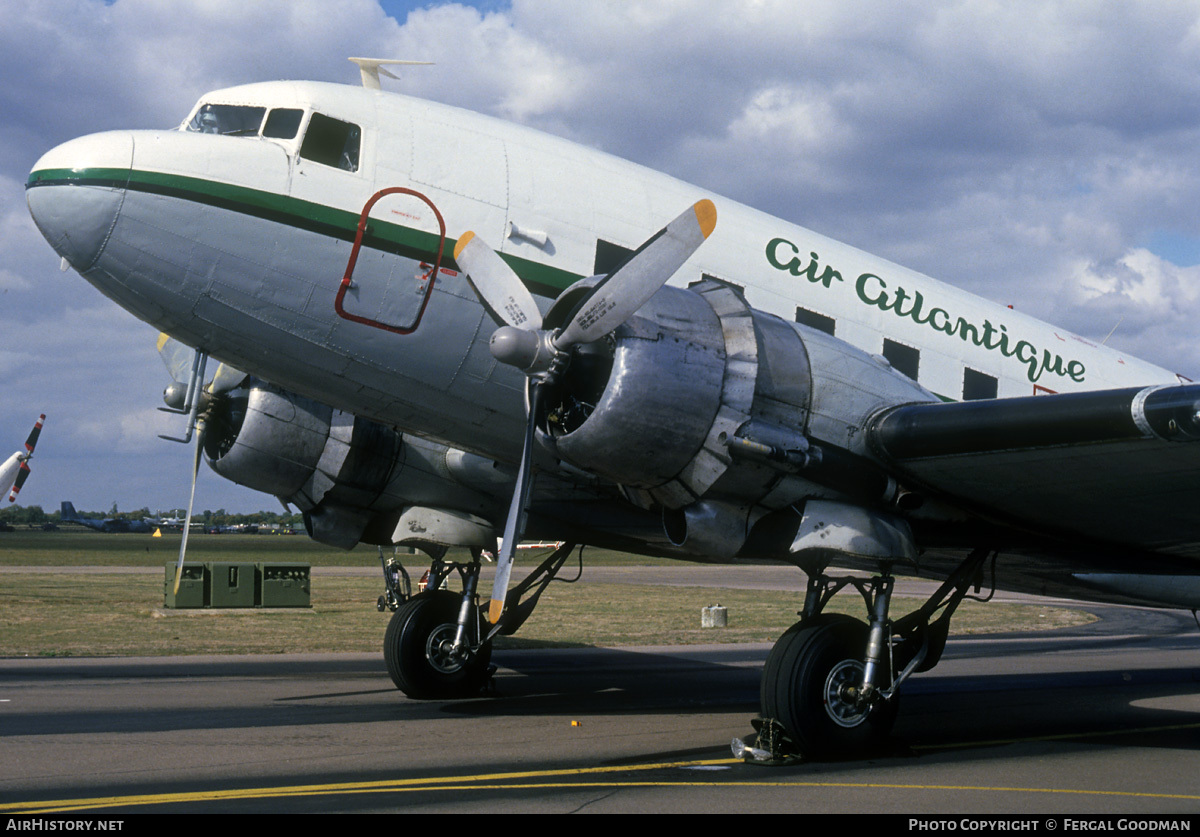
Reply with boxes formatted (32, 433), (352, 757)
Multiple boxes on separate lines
(760, 614), (898, 759)
(384, 591), (492, 699)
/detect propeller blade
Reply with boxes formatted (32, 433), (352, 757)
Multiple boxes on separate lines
(157, 333), (196, 383)
(555, 199), (716, 348)
(7, 414), (45, 502)
(209, 362), (247, 394)
(23, 414), (45, 455)
(487, 384), (544, 624)
(172, 424), (205, 596)
(453, 231), (541, 330)
(9, 463), (31, 502)
(159, 333), (245, 395)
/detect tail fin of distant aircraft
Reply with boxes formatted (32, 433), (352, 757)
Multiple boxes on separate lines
(61, 501), (79, 521)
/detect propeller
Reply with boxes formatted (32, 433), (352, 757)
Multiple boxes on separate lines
(453, 199), (717, 624)
(2, 414), (45, 503)
(157, 334), (248, 594)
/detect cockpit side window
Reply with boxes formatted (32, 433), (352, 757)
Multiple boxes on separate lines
(263, 108), (304, 140)
(300, 113), (361, 172)
(186, 104), (266, 136)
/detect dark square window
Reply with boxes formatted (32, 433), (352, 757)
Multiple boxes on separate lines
(594, 239), (634, 275)
(263, 108), (304, 140)
(795, 307), (836, 336)
(883, 338), (920, 381)
(300, 113), (360, 171)
(963, 368), (998, 400)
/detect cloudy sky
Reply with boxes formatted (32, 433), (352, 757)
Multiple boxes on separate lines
(4, 0), (1200, 514)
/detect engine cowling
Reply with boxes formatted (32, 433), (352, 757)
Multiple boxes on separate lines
(533, 278), (939, 559)
(203, 381), (501, 549)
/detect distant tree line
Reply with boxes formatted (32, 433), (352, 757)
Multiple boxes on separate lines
(0, 504), (306, 528)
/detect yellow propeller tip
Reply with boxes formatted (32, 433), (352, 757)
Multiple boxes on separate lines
(694, 199), (717, 239)
(156, 332), (170, 351)
(488, 598), (504, 624)
(453, 230), (476, 260)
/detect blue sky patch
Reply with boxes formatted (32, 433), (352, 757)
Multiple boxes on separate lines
(1144, 230), (1200, 267)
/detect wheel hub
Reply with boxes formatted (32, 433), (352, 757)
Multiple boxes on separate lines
(823, 658), (870, 728)
(425, 622), (468, 674)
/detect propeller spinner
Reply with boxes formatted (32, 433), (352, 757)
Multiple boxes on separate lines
(454, 199), (717, 624)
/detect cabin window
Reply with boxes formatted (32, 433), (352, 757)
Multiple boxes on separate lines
(594, 239), (634, 275)
(186, 104), (266, 136)
(963, 368), (998, 400)
(795, 306), (835, 336)
(883, 338), (920, 381)
(263, 108), (304, 140)
(300, 113), (361, 172)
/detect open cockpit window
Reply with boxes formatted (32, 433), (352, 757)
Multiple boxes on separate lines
(300, 112), (361, 172)
(186, 104), (266, 136)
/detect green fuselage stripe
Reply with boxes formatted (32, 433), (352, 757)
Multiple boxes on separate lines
(26, 167), (579, 298)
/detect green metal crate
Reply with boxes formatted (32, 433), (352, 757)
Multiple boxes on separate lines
(259, 563), (311, 608)
(163, 562), (207, 609)
(209, 562), (257, 608)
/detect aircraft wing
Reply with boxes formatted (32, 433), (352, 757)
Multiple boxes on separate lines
(868, 382), (1200, 558)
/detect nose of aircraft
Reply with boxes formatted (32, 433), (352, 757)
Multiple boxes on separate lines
(26, 131), (134, 272)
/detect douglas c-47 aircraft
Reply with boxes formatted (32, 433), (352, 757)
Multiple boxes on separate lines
(25, 63), (1200, 759)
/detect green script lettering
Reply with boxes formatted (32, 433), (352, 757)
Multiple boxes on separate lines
(767, 236), (1088, 384)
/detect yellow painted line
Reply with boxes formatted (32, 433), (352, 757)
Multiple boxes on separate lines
(6, 755), (1200, 813)
(0, 759), (734, 813)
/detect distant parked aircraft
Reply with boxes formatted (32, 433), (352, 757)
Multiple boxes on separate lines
(60, 501), (153, 533)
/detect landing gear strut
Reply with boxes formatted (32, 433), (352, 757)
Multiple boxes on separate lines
(383, 553), (492, 699)
(381, 543), (579, 700)
(759, 547), (992, 760)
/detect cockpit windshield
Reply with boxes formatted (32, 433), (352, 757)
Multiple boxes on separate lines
(186, 104), (266, 136)
(181, 101), (362, 173)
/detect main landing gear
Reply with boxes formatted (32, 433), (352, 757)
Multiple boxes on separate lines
(759, 547), (992, 760)
(382, 552), (492, 699)
(380, 543), (578, 700)
(385, 588), (493, 698)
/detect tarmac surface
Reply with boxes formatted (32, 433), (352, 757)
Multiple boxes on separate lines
(2, 565), (1199, 814)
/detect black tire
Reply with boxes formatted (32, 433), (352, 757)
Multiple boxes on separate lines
(760, 614), (898, 759)
(384, 591), (492, 699)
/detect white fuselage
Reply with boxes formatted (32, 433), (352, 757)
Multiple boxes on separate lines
(26, 81), (1177, 469)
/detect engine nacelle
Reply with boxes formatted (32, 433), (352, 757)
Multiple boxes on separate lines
(204, 383), (340, 498)
(535, 279), (938, 558)
(203, 381), (501, 549)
